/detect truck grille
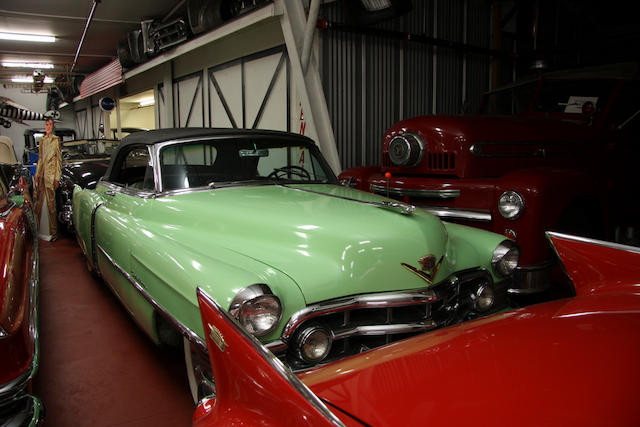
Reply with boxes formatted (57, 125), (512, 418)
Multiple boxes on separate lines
(428, 152), (455, 170)
(382, 151), (456, 171)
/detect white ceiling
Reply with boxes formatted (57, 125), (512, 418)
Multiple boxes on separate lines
(0, 0), (180, 81)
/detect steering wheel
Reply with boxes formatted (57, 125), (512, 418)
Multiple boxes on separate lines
(267, 165), (311, 181)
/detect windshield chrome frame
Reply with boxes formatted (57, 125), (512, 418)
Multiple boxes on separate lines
(149, 135), (337, 197)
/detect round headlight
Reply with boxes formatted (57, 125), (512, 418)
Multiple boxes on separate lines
(498, 191), (525, 220)
(230, 284), (282, 337)
(295, 325), (332, 364)
(470, 284), (495, 312)
(491, 240), (521, 277)
(388, 133), (425, 167)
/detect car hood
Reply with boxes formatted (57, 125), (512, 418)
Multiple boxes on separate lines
(63, 159), (110, 189)
(148, 184), (450, 304)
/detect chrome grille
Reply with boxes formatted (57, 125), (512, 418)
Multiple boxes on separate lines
(382, 151), (456, 170)
(279, 269), (503, 370)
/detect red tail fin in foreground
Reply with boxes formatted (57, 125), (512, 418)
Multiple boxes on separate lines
(547, 232), (640, 297)
(193, 288), (345, 427)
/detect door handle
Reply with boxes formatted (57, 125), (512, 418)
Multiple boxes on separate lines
(104, 190), (116, 196)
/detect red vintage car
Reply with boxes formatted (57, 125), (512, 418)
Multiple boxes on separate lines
(0, 165), (42, 425)
(339, 62), (640, 295)
(192, 231), (640, 426)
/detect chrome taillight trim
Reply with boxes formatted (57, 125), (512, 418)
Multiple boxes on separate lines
(370, 184), (460, 199)
(281, 288), (438, 341)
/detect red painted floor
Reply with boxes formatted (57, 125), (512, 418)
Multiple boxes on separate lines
(33, 236), (194, 426)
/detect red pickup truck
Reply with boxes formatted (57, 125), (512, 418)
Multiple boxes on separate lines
(339, 62), (640, 294)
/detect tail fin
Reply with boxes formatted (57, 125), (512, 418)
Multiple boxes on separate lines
(193, 288), (344, 427)
(547, 232), (640, 296)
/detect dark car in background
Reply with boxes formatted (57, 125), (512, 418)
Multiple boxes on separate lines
(57, 138), (120, 232)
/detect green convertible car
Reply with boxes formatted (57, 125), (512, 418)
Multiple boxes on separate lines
(73, 128), (520, 401)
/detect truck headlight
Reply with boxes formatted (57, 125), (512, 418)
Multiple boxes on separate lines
(388, 132), (425, 167)
(229, 284), (282, 337)
(498, 191), (524, 220)
(491, 240), (520, 277)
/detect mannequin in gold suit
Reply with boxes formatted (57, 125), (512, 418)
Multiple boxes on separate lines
(34, 117), (61, 240)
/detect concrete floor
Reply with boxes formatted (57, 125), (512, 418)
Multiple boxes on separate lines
(33, 237), (194, 426)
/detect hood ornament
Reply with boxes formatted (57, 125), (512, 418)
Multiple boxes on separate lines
(402, 254), (444, 284)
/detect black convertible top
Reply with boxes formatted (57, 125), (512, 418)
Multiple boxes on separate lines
(105, 128), (320, 182)
(118, 127), (314, 150)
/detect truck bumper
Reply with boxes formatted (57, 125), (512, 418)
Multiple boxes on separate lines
(508, 261), (553, 294)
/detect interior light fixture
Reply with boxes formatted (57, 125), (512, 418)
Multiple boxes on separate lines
(2, 62), (54, 69)
(138, 97), (155, 107)
(11, 76), (54, 84)
(0, 32), (56, 43)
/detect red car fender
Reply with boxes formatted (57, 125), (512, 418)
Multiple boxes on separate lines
(193, 289), (361, 427)
(194, 234), (640, 426)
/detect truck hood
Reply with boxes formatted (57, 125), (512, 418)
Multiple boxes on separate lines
(149, 184), (450, 304)
(392, 114), (608, 143)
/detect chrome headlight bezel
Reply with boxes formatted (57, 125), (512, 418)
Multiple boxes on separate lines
(294, 324), (333, 364)
(229, 284), (282, 337)
(491, 239), (521, 277)
(388, 132), (426, 167)
(469, 284), (495, 312)
(498, 190), (525, 220)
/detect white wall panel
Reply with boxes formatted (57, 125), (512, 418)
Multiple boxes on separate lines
(173, 72), (204, 128)
(209, 63), (243, 128)
(245, 52), (287, 130)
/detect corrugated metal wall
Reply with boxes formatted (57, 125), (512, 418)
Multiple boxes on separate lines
(320, 0), (492, 169)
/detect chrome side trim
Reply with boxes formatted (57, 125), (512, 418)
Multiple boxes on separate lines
(420, 206), (492, 222)
(88, 202), (104, 274)
(197, 289), (345, 427)
(547, 231), (640, 254)
(96, 245), (207, 354)
(281, 289), (438, 341)
(98, 181), (156, 199)
(370, 184), (460, 199)
(332, 322), (437, 340)
(280, 184), (415, 215)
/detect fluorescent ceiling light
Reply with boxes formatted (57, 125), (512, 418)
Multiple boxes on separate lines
(0, 32), (56, 43)
(138, 97), (155, 107)
(11, 76), (55, 83)
(2, 62), (54, 69)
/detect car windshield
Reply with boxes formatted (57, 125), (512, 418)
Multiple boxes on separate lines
(159, 137), (337, 191)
